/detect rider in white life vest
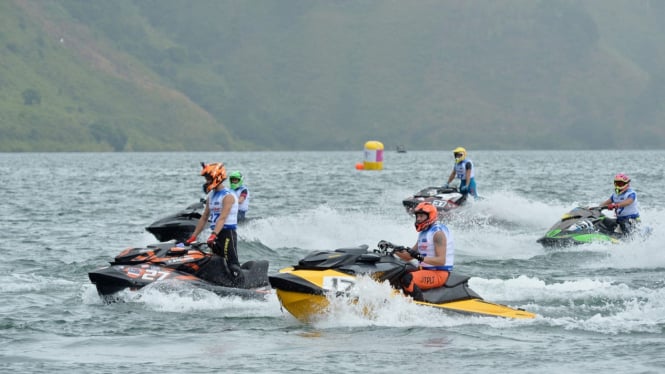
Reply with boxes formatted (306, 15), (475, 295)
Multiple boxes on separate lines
(392, 202), (454, 301)
(599, 173), (640, 235)
(444, 146), (478, 198)
(186, 162), (241, 272)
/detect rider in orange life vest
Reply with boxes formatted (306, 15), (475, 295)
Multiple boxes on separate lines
(186, 162), (241, 272)
(444, 146), (478, 198)
(599, 173), (640, 235)
(393, 202), (454, 301)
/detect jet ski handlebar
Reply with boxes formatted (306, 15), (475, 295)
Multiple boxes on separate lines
(180, 241), (212, 254)
(376, 240), (411, 256)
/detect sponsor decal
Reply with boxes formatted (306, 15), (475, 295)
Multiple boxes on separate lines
(126, 267), (143, 279)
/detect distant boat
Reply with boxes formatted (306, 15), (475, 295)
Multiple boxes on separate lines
(396, 145), (407, 153)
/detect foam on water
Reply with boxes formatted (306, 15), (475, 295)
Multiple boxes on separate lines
(310, 275), (516, 330)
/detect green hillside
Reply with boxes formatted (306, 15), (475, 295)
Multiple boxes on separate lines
(1, 0), (665, 151)
(0, 0), (233, 151)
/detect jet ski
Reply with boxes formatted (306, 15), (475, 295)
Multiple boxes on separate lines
(402, 186), (467, 216)
(536, 206), (652, 247)
(89, 242), (270, 301)
(269, 243), (535, 322)
(145, 200), (255, 243)
(145, 200), (205, 242)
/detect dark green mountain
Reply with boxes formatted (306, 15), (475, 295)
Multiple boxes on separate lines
(2, 0), (664, 151)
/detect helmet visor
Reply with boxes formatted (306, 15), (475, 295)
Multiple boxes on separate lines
(230, 177), (240, 183)
(614, 180), (628, 187)
(454, 153), (464, 158)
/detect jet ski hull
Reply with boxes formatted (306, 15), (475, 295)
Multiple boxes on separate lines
(89, 265), (197, 295)
(537, 232), (618, 247)
(145, 223), (197, 243)
(145, 201), (204, 242)
(269, 247), (535, 321)
(88, 242), (270, 301)
(402, 186), (466, 216)
(536, 206), (651, 248)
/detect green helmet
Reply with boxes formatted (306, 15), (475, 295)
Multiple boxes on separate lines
(229, 171), (243, 189)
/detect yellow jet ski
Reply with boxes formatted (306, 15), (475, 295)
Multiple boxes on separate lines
(269, 244), (536, 322)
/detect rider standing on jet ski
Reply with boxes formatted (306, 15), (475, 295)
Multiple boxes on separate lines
(186, 162), (242, 275)
(393, 202), (455, 301)
(229, 171), (250, 223)
(443, 146), (478, 199)
(599, 173), (641, 235)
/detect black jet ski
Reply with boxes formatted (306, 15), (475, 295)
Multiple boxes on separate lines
(536, 206), (652, 247)
(402, 186), (467, 216)
(269, 243), (535, 322)
(145, 200), (205, 242)
(145, 200), (255, 242)
(89, 242), (270, 301)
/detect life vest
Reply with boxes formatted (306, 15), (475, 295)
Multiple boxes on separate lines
(207, 188), (239, 230)
(610, 188), (639, 220)
(454, 159), (474, 180)
(416, 223), (455, 271)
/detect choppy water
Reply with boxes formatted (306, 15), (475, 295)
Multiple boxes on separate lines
(1, 150), (665, 373)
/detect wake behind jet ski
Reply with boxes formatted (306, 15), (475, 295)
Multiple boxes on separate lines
(536, 206), (652, 247)
(402, 186), (467, 216)
(269, 243), (535, 322)
(89, 242), (270, 301)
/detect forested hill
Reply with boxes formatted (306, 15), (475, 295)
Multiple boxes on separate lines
(2, 0), (665, 151)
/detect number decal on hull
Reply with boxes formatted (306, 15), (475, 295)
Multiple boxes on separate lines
(142, 269), (171, 281)
(322, 276), (355, 292)
(432, 199), (447, 208)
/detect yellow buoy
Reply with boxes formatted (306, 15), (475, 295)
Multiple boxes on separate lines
(363, 141), (384, 170)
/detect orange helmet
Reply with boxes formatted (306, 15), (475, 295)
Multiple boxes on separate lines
(201, 162), (227, 192)
(613, 173), (631, 195)
(414, 202), (438, 232)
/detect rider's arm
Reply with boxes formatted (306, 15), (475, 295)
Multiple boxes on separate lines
(394, 243), (419, 262)
(447, 169), (456, 184)
(614, 196), (634, 208)
(237, 190), (248, 204)
(421, 231), (447, 266)
(464, 164), (472, 186)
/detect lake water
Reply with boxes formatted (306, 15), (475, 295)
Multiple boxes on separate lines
(1, 150), (664, 373)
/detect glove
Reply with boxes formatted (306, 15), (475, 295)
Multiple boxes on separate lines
(607, 203), (617, 210)
(377, 240), (393, 250)
(206, 232), (218, 247)
(460, 185), (468, 193)
(407, 248), (424, 262)
(442, 183), (449, 189)
(185, 235), (197, 245)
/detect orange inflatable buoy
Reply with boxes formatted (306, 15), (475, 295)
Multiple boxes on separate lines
(355, 162), (364, 170)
